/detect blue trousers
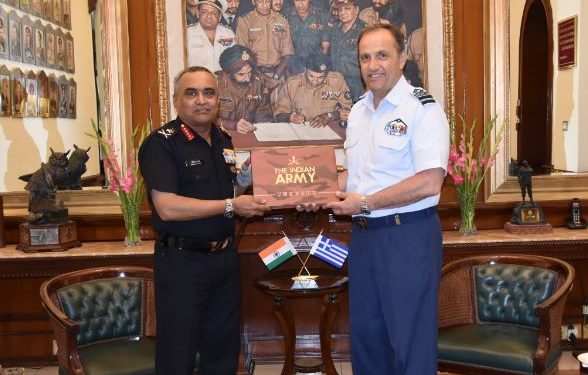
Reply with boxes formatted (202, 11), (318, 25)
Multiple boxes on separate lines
(349, 213), (442, 375)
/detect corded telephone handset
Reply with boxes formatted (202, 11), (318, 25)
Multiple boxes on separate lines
(567, 198), (587, 229)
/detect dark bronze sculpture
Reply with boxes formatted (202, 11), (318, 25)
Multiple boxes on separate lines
(18, 146), (90, 223)
(506, 159), (549, 231)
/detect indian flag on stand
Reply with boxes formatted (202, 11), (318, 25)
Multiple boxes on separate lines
(258, 236), (297, 270)
(310, 234), (349, 269)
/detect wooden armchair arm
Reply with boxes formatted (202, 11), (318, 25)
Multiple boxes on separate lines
(42, 299), (84, 375)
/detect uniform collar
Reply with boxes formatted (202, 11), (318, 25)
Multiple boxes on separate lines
(362, 75), (410, 110)
(175, 117), (222, 143)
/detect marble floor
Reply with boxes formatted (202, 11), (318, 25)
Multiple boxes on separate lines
(3, 351), (583, 374)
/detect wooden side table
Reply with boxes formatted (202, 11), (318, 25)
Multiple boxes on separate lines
(255, 270), (348, 375)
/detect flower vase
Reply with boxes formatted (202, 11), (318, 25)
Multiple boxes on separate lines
(458, 192), (477, 236)
(122, 203), (141, 247)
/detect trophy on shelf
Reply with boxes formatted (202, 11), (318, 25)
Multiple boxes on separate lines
(16, 147), (87, 252)
(504, 159), (552, 234)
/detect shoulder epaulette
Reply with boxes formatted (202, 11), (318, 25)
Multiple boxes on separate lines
(216, 123), (232, 139)
(156, 124), (178, 139)
(412, 88), (436, 105)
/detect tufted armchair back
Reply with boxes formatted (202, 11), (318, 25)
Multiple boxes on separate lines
(438, 255), (574, 375)
(41, 266), (156, 375)
(474, 264), (558, 327)
(57, 278), (145, 346)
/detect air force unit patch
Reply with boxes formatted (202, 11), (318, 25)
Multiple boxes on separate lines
(412, 88), (436, 105)
(384, 119), (407, 136)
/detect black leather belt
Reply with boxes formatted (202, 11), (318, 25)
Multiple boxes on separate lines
(159, 234), (233, 253)
(353, 206), (438, 230)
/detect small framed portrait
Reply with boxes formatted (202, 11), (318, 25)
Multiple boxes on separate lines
(57, 74), (68, 118)
(65, 32), (73, 73)
(22, 16), (35, 65)
(42, 0), (52, 21)
(67, 77), (75, 118)
(30, 0), (42, 17)
(0, 65), (12, 117)
(52, 0), (61, 25)
(19, 0), (30, 13)
(0, 8), (8, 60)
(62, 0), (70, 29)
(34, 20), (45, 66)
(55, 29), (64, 70)
(38, 70), (49, 117)
(48, 73), (57, 117)
(25, 70), (37, 117)
(8, 11), (21, 62)
(11, 67), (25, 117)
(45, 24), (55, 68)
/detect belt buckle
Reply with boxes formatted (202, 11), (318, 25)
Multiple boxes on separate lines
(357, 217), (367, 229)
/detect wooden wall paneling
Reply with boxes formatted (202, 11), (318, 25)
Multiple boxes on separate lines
(127, 1), (161, 130)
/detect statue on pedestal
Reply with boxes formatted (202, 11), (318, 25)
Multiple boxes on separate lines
(505, 159), (552, 233)
(16, 146), (87, 252)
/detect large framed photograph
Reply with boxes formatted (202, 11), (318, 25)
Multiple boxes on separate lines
(161, 0), (453, 152)
(0, 7), (8, 60)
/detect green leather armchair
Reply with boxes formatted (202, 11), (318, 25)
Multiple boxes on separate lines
(438, 254), (574, 375)
(40, 266), (156, 375)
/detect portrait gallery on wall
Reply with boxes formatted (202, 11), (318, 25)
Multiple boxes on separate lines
(0, 0), (76, 118)
(180, 0), (426, 136)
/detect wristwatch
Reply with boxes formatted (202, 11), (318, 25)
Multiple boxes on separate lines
(224, 198), (234, 218)
(272, 73), (280, 80)
(359, 196), (371, 216)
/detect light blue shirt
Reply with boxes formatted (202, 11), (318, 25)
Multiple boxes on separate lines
(344, 76), (449, 217)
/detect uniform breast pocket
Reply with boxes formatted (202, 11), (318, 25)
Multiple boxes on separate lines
(376, 135), (410, 162)
(181, 160), (211, 183)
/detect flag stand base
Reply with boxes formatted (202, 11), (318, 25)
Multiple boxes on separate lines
(291, 274), (319, 282)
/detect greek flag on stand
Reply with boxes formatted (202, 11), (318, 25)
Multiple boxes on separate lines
(309, 234), (349, 268)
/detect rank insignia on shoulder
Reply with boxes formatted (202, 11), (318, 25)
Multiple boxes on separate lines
(344, 91), (353, 100)
(180, 124), (196, 141)
(223, 148), (237, 164)
(217, 123), (232, 138)
(157, 127), (176, 139)
(412, 88), (436, 105)
(384, 118), (408, 136)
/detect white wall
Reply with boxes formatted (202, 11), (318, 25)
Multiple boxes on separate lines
(0, 1), (99, 191)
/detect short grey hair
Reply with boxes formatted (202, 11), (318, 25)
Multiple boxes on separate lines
(173, 66), (216, 99)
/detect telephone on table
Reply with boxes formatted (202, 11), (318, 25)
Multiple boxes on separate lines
(567, 198), (587, 229)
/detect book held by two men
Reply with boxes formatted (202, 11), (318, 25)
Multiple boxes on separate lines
(251, 146), (339, 208)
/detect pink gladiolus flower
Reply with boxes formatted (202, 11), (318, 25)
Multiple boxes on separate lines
(453, 173), (464, 185)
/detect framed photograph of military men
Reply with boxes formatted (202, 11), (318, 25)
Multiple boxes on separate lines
(11, 67), (25, 117)
(30, 0), (42, 17)
(57, 74), (67, 117)
(8, 11), (21, 62)
(45, 24), (55, 68)
(25, 70), (37, 117)
(20, 0), (31, 13)
(67, 77), (74, 117)
(22, 16), (35, 65)
(0, 65), (11, 116)
(42, 0), (52, 20)
(55, 28), (64, 70)
(62, 0), (70, 29)
(65, 31), (73, 72)
(175, 0), (428, 149)
(0, 7), (8, 60)
(47, 72), (57, 117)
(34, 20), (45, 66)
(53, 0), (62, 26)
(38, 70), (49, 117)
